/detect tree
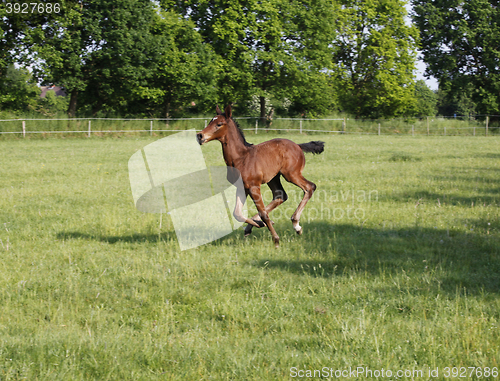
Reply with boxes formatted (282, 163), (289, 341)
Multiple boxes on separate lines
(279, 0), (340, 116)
(28, 1), (217, 117)
(333, 0), (419, 118)
(0, 65), (40, 112)
(168, 0), (338, 118)
(436, 82), (477, 116)
(0, 1), (53, 112)
(78, 0), (164, 116)
(0, 3), (11, 79)
(286, 71), (338, 117)
(0, 1), (49, 76)
(30, 0), (164, 117)
(133, 10), (219, 117)
(413, 79), (437, 117)
(29, 0), (88, 117)
(412, 0), (500, 115)
(36, 90), (70, 117)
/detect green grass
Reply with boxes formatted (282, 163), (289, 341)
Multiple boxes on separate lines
(0, 134), (499, 380)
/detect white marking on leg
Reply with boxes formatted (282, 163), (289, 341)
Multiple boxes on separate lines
(293, 222), (302, 233)
(233, 195), (246, 223)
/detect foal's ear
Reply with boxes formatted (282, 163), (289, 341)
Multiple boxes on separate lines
(224, 104), (232, 118)
(216, 104), (223, 115)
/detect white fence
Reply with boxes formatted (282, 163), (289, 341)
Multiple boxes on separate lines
(0, 116), (498, 137)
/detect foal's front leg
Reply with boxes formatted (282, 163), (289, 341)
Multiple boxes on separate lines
(232, 190), (264, 228)
(248, 185), (280, 248)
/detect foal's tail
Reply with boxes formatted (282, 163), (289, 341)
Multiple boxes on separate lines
(298, 141), (325, 155)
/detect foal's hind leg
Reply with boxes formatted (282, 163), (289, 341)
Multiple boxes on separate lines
(244, 175), (287, 236)
(282, 173), (316, 235)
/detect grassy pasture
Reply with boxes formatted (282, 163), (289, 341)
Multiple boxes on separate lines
(0, 133), (499, 380)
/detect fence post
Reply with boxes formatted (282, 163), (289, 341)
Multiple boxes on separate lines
(255, 119), (258, 134)
(427, 116), (429, 136)
(486, 116), (489, 136)
(342, 117), (346, 134)
(150, 120), (153, 136)
(412, 125), (414, 137)
(300, 120), (302, 134)
(473, 126), (476, 136)
(88, 120), (91, 137)
(22, 121), (26, 138)
(378, 123), (380, 136)
(444, 126), (446, 136)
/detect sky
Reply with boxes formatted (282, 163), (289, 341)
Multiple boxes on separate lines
(415, 59), (439, 90)
(405, 2), (439, 91)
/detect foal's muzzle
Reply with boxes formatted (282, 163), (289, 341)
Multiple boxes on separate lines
(196, 133), (205, 145)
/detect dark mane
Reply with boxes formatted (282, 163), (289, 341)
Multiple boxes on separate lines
(228, 116), (253, 147)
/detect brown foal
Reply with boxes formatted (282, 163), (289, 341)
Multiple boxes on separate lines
(197, 105), (324, 248)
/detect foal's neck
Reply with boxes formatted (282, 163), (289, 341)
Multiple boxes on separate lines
(220, 120), (249, 167)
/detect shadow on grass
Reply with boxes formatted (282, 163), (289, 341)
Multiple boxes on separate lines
(481, 153), (500, 159)
(57, 220), (500, 296)
(56, 231), (177, 244)
(383, 164), (500, 206)
(252, 221), (500, 295)
(386, 189), (500, 206)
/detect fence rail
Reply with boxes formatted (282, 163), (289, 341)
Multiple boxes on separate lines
(0, 115), (498, 138)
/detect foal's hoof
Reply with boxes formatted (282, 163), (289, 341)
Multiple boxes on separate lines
(244, 225), (252, 237)
(293, 223), (303, 235)
(256, 220), (266, 228)
(273, 237), (280, 249)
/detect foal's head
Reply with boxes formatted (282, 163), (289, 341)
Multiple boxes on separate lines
(197, 104), (232, 145)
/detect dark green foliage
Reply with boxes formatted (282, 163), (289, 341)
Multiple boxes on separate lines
(414, 80), (437, 117)
(437, 82), (478, 117)
(0, 65), (40, 112)
(78, 0), (163, 116)
(1, 0), (435, 118)
(36, 90), (71, 117)
(138, 10), (219, 117)
(166, 0), (339, 117)
(412, 0), (500, 115)
(29, 1), (88, 117)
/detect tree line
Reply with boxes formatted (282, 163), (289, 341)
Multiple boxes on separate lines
(1, 0), (498, 119)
